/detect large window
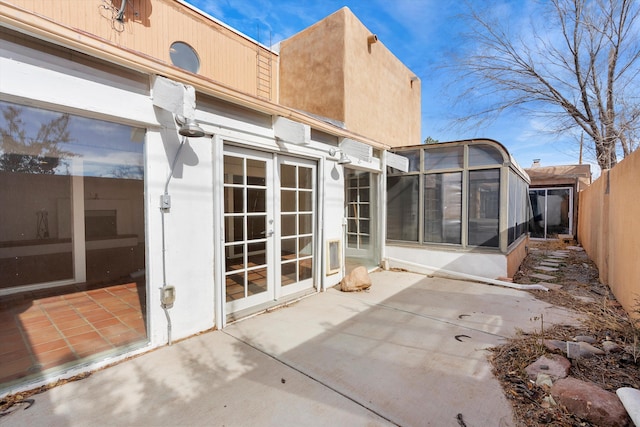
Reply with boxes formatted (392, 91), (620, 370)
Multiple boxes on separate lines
(0, 100), (146, 292)
(424, 172), (462, 244)
(386, 175), (419, 241)
(387, 141), (529, 251)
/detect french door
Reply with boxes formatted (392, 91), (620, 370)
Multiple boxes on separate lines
(222, 146), (316, 314)
(344, 169), (376, 259)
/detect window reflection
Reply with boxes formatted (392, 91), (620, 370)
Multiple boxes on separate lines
(0, 100), (145, 291)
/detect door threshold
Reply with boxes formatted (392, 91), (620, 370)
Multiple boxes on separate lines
(225, 287), (317, 324)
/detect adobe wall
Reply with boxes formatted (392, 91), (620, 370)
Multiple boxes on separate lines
(279, 7), (421, 147)
(279, 9), (346, 125)
(579, 150), (640, 317)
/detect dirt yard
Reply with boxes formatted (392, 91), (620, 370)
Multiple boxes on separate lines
(491, 240), (639, 426)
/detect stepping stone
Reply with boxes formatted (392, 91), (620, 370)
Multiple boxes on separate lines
(566, 245), (584, 251)
(536, 265), (559, 272)
(531, 273), (556, 281)
(575, 295), (596, 304)
(540, 261), (561, 267)
(525, 354), (571, 381)
(550, 252), (569, 257)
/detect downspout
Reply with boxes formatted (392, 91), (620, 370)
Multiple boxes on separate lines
(386, 257), (549, 291)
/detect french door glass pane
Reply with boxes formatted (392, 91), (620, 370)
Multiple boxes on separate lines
(279, 163), (314, 286)
(224, 154), (269, 302)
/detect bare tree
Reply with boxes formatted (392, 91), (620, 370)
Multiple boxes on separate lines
(0, 105), (73, 174)
(452, 0), (640, 170)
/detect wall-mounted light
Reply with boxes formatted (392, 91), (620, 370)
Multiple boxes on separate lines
(367, 34), (378, 45)
(410, 76), (419, 88)
(329, 148), (352, 165)
(175, 115), (206, 138)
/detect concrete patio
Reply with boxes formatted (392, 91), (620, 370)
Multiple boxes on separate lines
(1, 270), (580, 426)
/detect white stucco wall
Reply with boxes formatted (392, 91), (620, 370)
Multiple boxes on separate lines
(385, 245), (507, 279)
(0, 32), (367, 348)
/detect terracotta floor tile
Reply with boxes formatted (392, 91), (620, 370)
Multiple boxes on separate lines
(0, 348), (31, 364)
(0, 357), (35, 383)
(19, 317), (53, 329)
(38, 348), (77, 369)
(83, 310), (114, 323)
(26, 328), (64, 344)
(99, 323), (132, 338)
(1, 336), (27, 356)
(18, 308), (46, 320)
(36, 295), (64, 304)
(34, 347), (71, 363)
(91, 317), (123, 329)
(119, 319), (144, 331)
(0, 329), (23, 340)
(72, 340), (113, 357)
(1, 282), (147, 387)
(32, 338), (69, 355)
(108, 330), (144, 347)
(62, 324), (96, 338)
(53, 317), (89, 331)
(65, 331), (103, 346)
(110, 306), (138, 316)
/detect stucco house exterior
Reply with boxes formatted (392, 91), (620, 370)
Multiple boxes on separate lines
(0, 0), (528, 394)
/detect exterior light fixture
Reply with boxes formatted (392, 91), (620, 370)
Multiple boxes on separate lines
(329, 148), (352, 165)
(367, 34), (378, 45)
(175, 115), (205, 138)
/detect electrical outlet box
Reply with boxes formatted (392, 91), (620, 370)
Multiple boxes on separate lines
(160, 194), (171, 210)
(161, 285), (175, 308)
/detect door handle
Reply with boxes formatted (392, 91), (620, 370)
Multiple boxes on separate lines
(261, 229), (274, 237)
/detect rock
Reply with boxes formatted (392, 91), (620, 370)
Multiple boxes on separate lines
(339, 266), (372, 292)
(551, 378), (629, 427)
(525, 354), (571, 381)
(617, 387), (640, 427)
(536, 373), (553, 388)
(575, 295), (596, 304)
(603, 341), (622, 353)
(578, 342), (605, 358)
(544, 339), (566, 352)
(574, 335), (597, 344)
(541, 395), (557, 409)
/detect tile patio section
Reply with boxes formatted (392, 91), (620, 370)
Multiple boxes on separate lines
(0, 283), (147, 388)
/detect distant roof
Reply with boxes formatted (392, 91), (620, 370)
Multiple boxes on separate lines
(525, 164), (591, 179)
(525, 164), (592, 188)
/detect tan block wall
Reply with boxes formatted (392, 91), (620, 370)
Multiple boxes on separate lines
(279, 10), (346, 123)
(579, 150), (640, 318)
(2, 0), (278, 100)
(279, 7), (421, 146)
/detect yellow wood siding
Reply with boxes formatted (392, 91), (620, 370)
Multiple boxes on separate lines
(3, 0), (278, 100)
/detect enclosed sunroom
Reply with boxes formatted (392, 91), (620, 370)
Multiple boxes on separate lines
(385, 139), (530, 279)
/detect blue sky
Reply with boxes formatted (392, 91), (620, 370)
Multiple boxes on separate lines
(185, 0), (594, 172)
